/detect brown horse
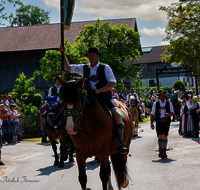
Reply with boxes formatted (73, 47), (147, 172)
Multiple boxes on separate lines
(129, 96), (139, 136)
(43, 96), (74, 168)
(58, 77), (133, 190)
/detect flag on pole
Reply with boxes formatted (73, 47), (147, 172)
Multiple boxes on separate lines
(63, 0), (75, 30)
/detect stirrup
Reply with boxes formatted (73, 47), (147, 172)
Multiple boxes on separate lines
(117, 144), (129, 154)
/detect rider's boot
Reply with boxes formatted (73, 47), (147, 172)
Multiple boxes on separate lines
(116, 123), (129, 154)
(67, 139), (75, 154)
(163, 148), (168, 158)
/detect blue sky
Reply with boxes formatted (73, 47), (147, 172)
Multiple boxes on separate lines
(2, 0), (180, 47)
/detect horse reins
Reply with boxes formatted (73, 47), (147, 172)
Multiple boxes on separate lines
(47, 105), (63, 135)
(63, 87), (93, 133)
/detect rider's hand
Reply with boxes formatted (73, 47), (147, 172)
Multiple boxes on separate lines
(165, 113), (169, 117)
(95, 89), (101, 94)
(151, 123), (155, 130)
(59, 45), (65, 53)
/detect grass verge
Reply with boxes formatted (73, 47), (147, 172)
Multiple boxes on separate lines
(21, 137), (55, 142)
(139, 118), (150, 124)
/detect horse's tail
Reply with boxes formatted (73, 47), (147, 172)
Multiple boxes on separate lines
(111, 153), (128, 190)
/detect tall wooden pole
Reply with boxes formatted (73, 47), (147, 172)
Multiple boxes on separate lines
(195, 76), (198, 95)
(60, 0), (65, 80)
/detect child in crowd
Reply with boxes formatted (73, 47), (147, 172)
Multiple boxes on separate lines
(9, 104), (20, 143)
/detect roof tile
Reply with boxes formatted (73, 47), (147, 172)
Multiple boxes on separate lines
(132, 46), (165, 64)
(0, 18), (136, 52)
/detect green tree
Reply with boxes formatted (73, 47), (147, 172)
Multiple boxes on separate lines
(159, 2), (200, 78)
(0, 0), (22, 25)
(34, 40), (89, 82)
(12, 72), (35, 96)
(35, 19), (141, 89)
(173, 80), (185, 90)
(9, 3), (50, 26)
(75, 19), (140, 79)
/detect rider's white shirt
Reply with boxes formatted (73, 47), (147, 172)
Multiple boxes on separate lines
(70, 62), (116, 90)
(151, 100), (174, 118)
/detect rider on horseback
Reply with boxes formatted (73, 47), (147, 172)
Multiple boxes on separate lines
(126, 88), (143, 122)
(59, 46), (129, 154)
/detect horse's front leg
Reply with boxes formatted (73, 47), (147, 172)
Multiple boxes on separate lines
(50, 139), (59, 166)
(99, 156), (111, 190)
(76, 151), (88, 190)
(58, 140), (66, 168)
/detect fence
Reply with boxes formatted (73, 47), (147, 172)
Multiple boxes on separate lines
(3, 116), (43, 140)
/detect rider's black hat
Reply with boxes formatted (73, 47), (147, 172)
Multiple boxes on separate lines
(85, 46), (101, 56)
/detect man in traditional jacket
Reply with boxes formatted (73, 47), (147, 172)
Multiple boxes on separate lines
(150, 89), (174, 159)
(48, 76), (62, 104)
(59, 45), (129, 154)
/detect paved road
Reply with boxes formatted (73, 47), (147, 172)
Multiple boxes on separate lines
(1, 121), (200, 190)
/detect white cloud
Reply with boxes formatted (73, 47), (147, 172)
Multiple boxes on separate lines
(139, 27), (166, 38)
(75, 0), (179, 23)
(158, 41), (170, 46)
(42, 0), (60, 10)
(42, 0), (179, 23)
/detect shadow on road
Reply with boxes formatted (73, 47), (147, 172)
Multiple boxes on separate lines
(36, 143), (52, 146)
(2, 143), (17, 147)
(152, 158), (177, 164)
(86, 159), (100, 171)
(36, 162), (75, 176)
(131, 136), (142, 141)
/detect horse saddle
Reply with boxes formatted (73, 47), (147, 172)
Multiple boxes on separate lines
(96, 97), (126, 122)
(104, 105), (126, 122)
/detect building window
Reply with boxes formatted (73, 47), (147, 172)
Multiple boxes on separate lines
(148, 65), (153, 71)
(149, 80), (154, 87)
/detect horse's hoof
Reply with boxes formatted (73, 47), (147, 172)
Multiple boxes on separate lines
(121, 178), (129, 188)
(69, 157), (74, 162)
(53, 161), (59, 166)
(58, 162), (64, 168)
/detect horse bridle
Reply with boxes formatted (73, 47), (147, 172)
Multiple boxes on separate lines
(47, 104), (63, 135)
(62, 87), (93, 133)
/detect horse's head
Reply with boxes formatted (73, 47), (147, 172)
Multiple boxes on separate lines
(58, 77), (85, 135)
(129, 96), (137, 108)
(44, 95), (62, 125)
(58, 77), (96, 135)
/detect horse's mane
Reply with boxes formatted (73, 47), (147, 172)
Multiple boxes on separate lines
(62, 77), (97, 107)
